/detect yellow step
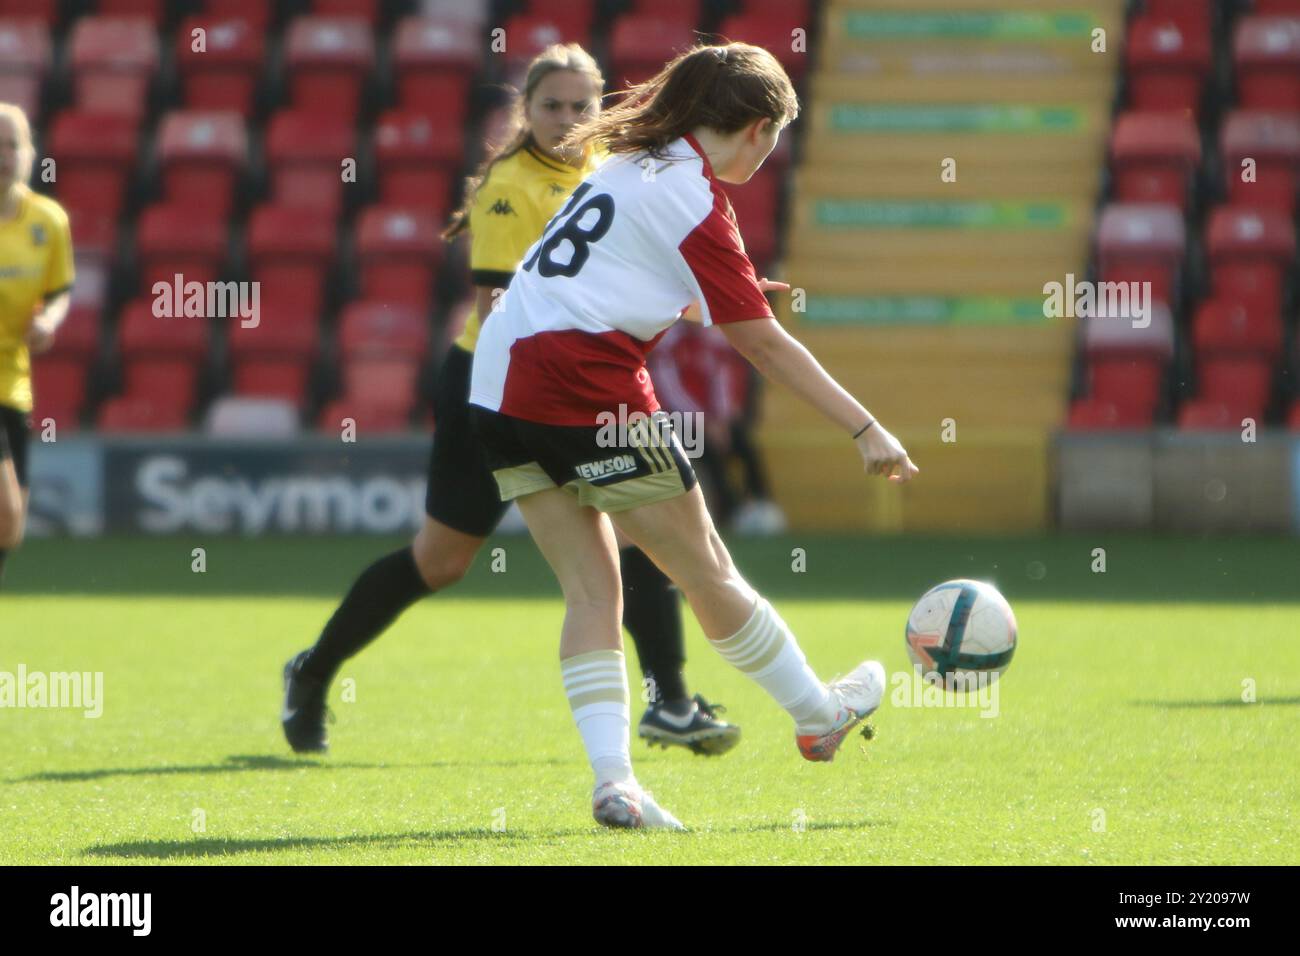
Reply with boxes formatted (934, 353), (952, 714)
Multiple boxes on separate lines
(754, 427), (1054, 532)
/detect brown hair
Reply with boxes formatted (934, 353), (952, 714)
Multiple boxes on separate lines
(443, 43), (604, 241)
(565, 42), (798, 159)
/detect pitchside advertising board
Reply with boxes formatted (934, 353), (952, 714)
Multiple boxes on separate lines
(30, 437), (430, 535)
(22, 435), (1300, 535)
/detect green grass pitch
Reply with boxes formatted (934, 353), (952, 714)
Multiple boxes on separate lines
(1, 533), (1297, 865)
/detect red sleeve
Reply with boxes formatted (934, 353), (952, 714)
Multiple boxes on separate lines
(678, 186), (774, 325)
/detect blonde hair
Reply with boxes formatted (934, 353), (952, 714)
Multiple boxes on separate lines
(0, 102), (35, 185)
(567, 43), (799, 159)
(443, 43), (604, 240)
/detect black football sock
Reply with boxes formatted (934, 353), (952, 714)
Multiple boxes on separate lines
(0, 550), (7, 589)
(301, 546), (431, 684)
(619, 545), (688, 707)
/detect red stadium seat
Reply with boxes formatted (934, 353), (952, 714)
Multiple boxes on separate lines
(246, 205), (337, 320)
(284, 16), (375, 122)
(156, 111), (248, 217)
(334, 302), (429, 417)
(741, 0), (812, 22)
(1124, 14), (1212, 117)
(1196, 356), (1274, 411)
(202, 0), (271, 29)
(1082, 302), (1176, 361)
(0, 20), (51, 118)
(609, 15), (696, 86)
(1109, 111), (1201, 210)
(373, 110), (461, 215)
(1067, 397), (1154, 429)
(1289, 398), (1300, 429)
(391, 16), (479, 122)
(527, 0), (596, 35)
(232, 358), (313, 406)
(1220, 111), (1300, 213)
(265, 110), (356, 216)
(629, 0), (700, 26)
(354, 207), (443, 310)
(134, 204), (229, 294)
(1096, 204), (1187, 307)
(97, 395), (189, 431)
(0, 75), (39, 121)
(1142, 0), (1211, 20)
(176, 16), (265, 116)
(0, 1), (59, 25)
(1088, 357), (1165, 417)
(228, 313), (319, 409)
(32, 360), (88, 429)
(98, 0), (165, 22)
(1257, 0), (1300, 12)
(47, 110), (140, 222)
(501, 14), (592, 83)
(48, 303), (101, 362)
(68, 17), (159, 118)
(227, 314), (319, 359)
(68, 209), (116, 262)
(1234, 17), (1300, 111)
(118, 301), (209, 358)
(1192, 299), (1284, 362)
(716, 14), (811, 77)
(1204, 205), (1296, 314)
(317, 398), (410, 433)
(313, 0), (379, 24)
(1177, 399), (1258, 430)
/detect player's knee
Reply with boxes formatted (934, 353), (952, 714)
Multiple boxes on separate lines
(411, 539), (473, 590)
(412, 548), (472, 590)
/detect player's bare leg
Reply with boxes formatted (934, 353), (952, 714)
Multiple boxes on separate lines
(610, 485), (885, 762)
(0, 453), (26, 588)
(612, 526), (740, 755)
(515, 487), (682, 829)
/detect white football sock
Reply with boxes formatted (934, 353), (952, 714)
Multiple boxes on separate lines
(562, 649), (633, 785)
(711, 598), (837, 732)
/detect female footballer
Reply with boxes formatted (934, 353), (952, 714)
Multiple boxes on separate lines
(468, 43), (919, 828)
(283, 45), (739, 756)
(0, 103), (74, 588)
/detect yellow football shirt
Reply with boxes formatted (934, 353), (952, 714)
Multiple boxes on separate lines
(454, 144), (600, 353)
(0, 183), (75, 412)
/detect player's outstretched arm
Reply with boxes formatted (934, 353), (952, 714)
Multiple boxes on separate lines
(719, 316), (919, 483)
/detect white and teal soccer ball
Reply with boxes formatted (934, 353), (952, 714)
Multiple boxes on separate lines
(905, 579), (1017, 686)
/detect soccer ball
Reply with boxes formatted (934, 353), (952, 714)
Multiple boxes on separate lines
(905, 579), (1017, 687)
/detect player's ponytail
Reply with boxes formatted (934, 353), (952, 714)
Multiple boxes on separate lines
(443, 44), (604, 241)
(0, 102), (36, 185)
(566, 42), (798, 159)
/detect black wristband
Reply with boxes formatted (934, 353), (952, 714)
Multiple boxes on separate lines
(853, 420), (876, 439)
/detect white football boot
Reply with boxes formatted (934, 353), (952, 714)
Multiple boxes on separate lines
(795, 660), (886, 762)
(592, 779), (685, 831)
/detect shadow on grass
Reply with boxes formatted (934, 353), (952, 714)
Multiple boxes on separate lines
(83, 819), (888, 859)
(8, 753), (571, 784)
(1132, 696), (1300, 709)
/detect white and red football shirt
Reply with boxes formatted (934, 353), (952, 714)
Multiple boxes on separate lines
(468, 134), (773, 426)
